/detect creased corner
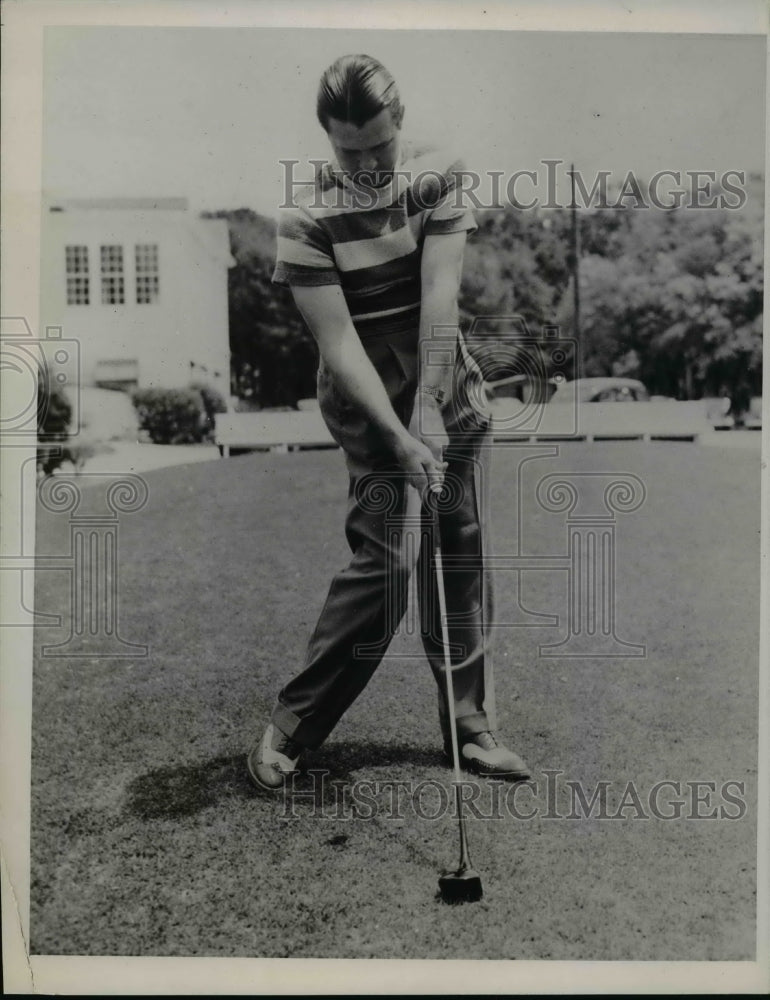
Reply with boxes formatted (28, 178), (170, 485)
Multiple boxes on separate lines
(1, 835), (35, 993)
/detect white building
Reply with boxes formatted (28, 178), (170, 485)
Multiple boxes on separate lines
(40, 197), (233, 398)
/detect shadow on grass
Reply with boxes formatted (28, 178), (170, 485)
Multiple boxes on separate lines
(310, 740), (445, 779)
(123, 742), (447, 822)
(125, 754), (249, 820)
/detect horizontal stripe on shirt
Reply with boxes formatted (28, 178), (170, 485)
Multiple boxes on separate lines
(276, 234), (335, 269)
(354, 304), (422, 338)
(331, 225), (419, 272)
(272, 146), (477, 336)
(345, 278), (421, 319)
(351, 301), (421, 322)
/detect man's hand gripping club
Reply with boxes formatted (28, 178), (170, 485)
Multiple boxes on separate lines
(399, 390), (448, 496)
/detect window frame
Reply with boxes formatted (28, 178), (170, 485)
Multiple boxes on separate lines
(100, 244), (125, 306)
(65, 244), (90, 306)
(135, 243), (160, 305)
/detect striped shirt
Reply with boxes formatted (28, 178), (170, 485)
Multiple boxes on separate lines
(272, 145), (477, 337)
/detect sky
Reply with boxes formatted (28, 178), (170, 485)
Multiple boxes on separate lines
(42, 26), (766, 217)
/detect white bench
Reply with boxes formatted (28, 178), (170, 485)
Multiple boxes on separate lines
(491, 400), (713, 442)
(216, 398), (715, 455)
(214, 410), (337, 456)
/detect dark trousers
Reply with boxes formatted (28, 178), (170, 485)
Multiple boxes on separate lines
(271, 329), (497, 749)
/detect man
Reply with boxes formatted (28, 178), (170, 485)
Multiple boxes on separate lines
(248, 54), (529, 793)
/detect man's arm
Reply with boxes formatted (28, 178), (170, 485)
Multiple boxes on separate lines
(290, 283), (446, 493)
(415, 230), (468, 462)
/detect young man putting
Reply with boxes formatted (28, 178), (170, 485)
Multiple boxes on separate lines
(248, 54), (529, 792)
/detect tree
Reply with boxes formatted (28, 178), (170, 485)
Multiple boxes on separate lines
(563, 174), (763, 402)
(205, 172), (763, 411)
(203, 209), (318, 408)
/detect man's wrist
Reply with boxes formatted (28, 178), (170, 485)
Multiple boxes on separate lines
(383, 423), (415, 450)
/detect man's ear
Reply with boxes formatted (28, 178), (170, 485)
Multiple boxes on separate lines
(393, 103), (405, 129)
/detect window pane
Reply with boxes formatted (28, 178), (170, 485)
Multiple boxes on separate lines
(66, 277), (90, 305)
(101, 276), (125, 305)
(101, 245), (124, 274)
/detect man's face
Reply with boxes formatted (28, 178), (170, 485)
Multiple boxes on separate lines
(325, 107), (403, 189)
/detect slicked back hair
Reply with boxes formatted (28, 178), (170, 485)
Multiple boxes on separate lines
(316, 54), (403, 131)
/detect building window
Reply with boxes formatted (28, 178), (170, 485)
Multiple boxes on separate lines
(65, 245), (89, 305)
(101, 245), (125, 305)
(135, 243), (159, 304)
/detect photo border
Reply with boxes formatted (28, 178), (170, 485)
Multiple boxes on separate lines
(2, 1), (768, 994)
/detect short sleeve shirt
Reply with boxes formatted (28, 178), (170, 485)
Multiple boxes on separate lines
(272, 145), (477, 337)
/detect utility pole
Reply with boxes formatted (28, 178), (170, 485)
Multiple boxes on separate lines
(570, 163), (581, 349)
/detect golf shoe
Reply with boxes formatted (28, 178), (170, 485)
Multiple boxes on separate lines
(247, 723), (303, 793)
(445, 731), (530, 781)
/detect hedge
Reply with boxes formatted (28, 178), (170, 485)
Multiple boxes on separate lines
(37, 372), (72, 475)
(131, 387), (209, 444)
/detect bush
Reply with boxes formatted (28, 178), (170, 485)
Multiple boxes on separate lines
(131, 387), (207, 444)
(190, 382), (228, 441)
(37, 372), (72, 475)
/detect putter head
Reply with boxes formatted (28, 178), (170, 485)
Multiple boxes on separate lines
(438, 866), (483, 904)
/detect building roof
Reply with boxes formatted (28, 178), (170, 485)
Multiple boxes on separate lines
(45, 196), (234, 267)
(48, 197), (189, 212)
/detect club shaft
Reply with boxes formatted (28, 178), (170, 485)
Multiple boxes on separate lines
(432, 496), (480, 891)
(433, 542), (463, 786)
(453, 782), (474, 871)
(435, 535), (475, 871)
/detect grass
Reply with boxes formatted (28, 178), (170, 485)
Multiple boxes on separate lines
(31, 441), (760, 959)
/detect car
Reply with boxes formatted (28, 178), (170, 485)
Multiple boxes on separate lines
(484, 373), (559, 404)
(549, 377), (650, 404)
(551, 379), (740, 431)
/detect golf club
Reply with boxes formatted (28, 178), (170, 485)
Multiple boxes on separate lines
(429, 485), (483, 905)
